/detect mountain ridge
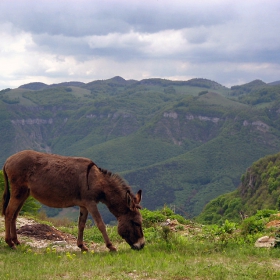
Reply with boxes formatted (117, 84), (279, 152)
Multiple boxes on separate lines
(1, 76), (280, 220)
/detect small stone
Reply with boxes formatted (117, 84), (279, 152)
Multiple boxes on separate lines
(255, 236), (276, 248)
(52, 241), (67, 246)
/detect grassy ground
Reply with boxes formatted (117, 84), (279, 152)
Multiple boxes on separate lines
(1, 223), (280, 280)
(2, 208), (280, 280)
(1, 237), (280, 280)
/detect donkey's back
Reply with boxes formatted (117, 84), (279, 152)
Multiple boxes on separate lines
(3, 150), (94, 208)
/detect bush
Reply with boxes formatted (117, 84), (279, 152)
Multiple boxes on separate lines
(141, 208), (166, 227)
(255, 209), (278, 219)
(141, 206), (190, 228)
(240, 216), (266, 235)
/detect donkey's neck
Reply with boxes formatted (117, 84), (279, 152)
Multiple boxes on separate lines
(92, 166), (130, 218)
(101, 181), (129, 219)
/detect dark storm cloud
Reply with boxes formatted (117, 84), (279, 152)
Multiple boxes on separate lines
(0, 0), (235, 36)
(0, 0), (280, 89)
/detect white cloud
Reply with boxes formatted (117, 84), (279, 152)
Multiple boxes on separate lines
(0, 0), (280, 89)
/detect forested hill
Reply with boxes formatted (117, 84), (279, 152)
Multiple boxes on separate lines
(197, 152), (280, 224)
(1, 76), (280, 220)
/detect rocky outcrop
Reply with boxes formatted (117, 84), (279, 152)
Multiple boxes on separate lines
(243, 120), (269, 132)
(255, 236), (276, 248)
(11, 118), (53, 125)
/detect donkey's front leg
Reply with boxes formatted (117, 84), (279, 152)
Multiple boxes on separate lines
(77, 206), (89, 251)
(88, 204), (116, 251)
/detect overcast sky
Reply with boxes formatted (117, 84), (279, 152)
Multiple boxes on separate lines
(0, 0), (280, 90)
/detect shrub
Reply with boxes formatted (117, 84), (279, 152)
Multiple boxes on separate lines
(255, 209), (278, 219)
(141, 206), (190, 228)
(141, 208), (166, 227)
(240, 216), (265, 235)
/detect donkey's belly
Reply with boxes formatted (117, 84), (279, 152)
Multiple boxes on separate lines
(29, 183), (80, 208)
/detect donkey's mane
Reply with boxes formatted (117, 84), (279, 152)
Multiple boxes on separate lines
(98, 167), (132, 194)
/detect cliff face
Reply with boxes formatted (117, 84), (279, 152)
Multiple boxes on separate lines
(197, 152), (280, 224)
(1, 77), (280, 219)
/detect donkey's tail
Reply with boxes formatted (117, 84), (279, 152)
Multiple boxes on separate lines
(2, 165), (10, 216)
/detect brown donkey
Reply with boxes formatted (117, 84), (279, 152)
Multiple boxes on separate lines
(2, 150), (145, 251)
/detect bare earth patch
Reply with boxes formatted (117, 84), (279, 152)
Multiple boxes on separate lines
(0, 216), (107, 252)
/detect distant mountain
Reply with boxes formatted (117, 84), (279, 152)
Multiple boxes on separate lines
(1, 77), (280, 221)
(230, 79), (267, 95)
(137, 77), (227, 90)
(197, 152), (280, 224)
(50, 81), (86, 88)
(19, 82), (48, 90)
(19, 81), (86, 90)
(268, 80), (280, 85)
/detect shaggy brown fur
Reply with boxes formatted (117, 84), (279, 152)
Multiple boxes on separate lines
(2, 150), (144, 251)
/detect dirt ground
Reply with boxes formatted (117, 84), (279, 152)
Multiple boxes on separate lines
(0, 216), (107, 252)
(2, 215), (280, 252)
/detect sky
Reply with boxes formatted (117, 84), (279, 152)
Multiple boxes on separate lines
(0, 0), (280, 90)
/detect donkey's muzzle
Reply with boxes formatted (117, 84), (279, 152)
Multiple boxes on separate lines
(131, 243), (145, 250)
(131, 237), (145, 250)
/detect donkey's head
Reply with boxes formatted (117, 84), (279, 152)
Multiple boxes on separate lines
(117, 190), (145, 250)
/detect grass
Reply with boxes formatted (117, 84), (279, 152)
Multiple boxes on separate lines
(1, 236), (280, 280)
(2, 211), (280, 280)
(2, 208), (280, 279)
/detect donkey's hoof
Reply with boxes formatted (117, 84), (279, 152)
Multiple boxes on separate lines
(12, 240), (21, 246)
(9, 244), (17, 250)
(109, 246), (117, 252)
(78, 244), (89, 252)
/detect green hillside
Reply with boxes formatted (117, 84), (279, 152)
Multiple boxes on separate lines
(197, 152), (280, 224)
(1, 77), (280, 221)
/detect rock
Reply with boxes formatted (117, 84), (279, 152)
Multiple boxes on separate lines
(169, 219), (179, 226)
(52, 240), (67, 246)
(160, 219), (171, 226)
(266, 220), (280, 228)
(254, 236), (276, 248)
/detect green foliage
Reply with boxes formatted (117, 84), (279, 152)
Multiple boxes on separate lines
(20, 197), (41, 215)
(2, 77), (280, 221)
(255, 209), (278, 219)
(240, 216), (266, 235)
(222, 219), (237, 234)
(141, 209), (166, 227)
(0, 88), (19, 104)
(2, 207), (280, 279)
(232, 82), (280, 106)
(141, 206), (189, 228)
(2, 234), (280, 280)
(198, 153), (280, 224)
(22, 87), (80, 106)
(237, 209), (277, 236)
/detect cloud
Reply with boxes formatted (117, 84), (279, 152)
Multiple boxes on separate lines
(0, 0), (280, 89)
(0, 0), (236, 36)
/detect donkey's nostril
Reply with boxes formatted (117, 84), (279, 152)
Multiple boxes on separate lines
(131, 238), (145, 250)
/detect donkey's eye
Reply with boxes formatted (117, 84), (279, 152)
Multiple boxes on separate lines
(132, 221), (141, 227)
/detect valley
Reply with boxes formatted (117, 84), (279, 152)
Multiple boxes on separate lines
(1, 77), (280, 220)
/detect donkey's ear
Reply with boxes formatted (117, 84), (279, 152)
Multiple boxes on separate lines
(127, 191), (135, 210)
(135, 190), (142, 204)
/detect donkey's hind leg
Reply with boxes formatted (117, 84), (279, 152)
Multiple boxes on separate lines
(5, 187), (29, 248)
(11, 189), (29, 245)
(4, 198), (21, 248)
(77, 206), (89, 251)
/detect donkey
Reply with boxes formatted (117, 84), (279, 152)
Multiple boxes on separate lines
(2, 150), (145, 251)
